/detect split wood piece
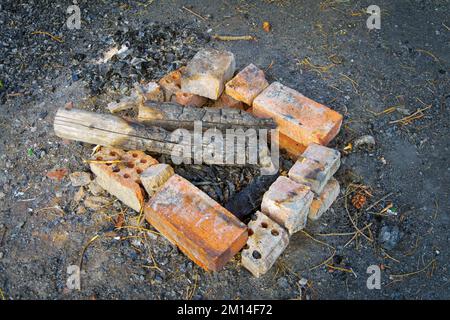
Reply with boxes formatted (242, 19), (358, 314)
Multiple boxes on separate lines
(140, 164), (174, 197)
(261, 176), (314, 235)
(225, 63), (269, 105)
(253, 82), (343, 146)
(90, 147), (158, 211)
(54, 107), (263, 165)
(241, 211), (289, 277)
(54, 107), (183, 156)
(181, 48), (236, 100)
(288, 143), (340, 194)
(309, 178), (340, 221)
(144, 174), (248, 271)
(137, 101), (276, 131)
(224, 173), (279, 221)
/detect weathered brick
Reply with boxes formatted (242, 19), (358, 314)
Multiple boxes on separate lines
(309, 178), (340, 221)
(144, 174), (248, 271)
(212, 92), (245, 110)
(279, 131), (307, 160)
(181, 49), (235, 100)
(241, 211), (289, 277)
(175, 91), (208, 107)
(159, 68), (183, 101)
(288, 143), (340, 194)
(253, 82), (343, 146)
(140, 164), (174, 197)
(261, 176), (314, 234)
(225, 64), (269, 105)
(90, 147), (158, 211)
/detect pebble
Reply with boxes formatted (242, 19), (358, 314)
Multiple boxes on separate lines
(69, 172), (92, 187)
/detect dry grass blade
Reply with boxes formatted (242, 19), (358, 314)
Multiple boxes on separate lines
(390, 259), (436, 281)
(31, 31), (64, 43)
(182, 6), (207, 21)
(83, 159), (123, 164)
(389, 104), (431, 125)
(79, 234), (100, 270)
(300, 230), (337, 271)
(212, 35), (256, 41)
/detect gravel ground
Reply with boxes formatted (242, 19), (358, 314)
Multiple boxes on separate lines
(0, 0), (449, 300)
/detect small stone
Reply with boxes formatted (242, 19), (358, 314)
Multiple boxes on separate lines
(88, 179), (105, 196)
(84, 196), (110, 210)
(69, 172), (92, 187)
(379, 225), (403, 250)
(74, 187), (85, 203)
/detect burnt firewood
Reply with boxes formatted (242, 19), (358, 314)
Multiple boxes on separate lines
(137, 101), (276, 132)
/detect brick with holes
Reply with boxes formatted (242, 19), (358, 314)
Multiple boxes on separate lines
(241, 211), (289, 277)
(309, 178), (340, 221)
(181, 49), (235, 100)
(144, 174), (248, 271)
(252, 82), (343, 146)
(158, 68), (184, 102)
(261, 176), (314, 234)
(90, 147), (158, 211)
(288, 143), (340, 194)
(140, 164), (174, 197)
(225, 63), (269, 105)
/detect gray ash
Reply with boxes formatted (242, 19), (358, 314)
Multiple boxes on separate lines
(81, 22), (210, 95)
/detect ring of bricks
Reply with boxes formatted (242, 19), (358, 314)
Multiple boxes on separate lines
(93, 48), (343, 277)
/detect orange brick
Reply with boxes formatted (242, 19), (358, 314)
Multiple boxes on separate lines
(212, 92), (245, 110)
(278, 132), (307, 160)
(225, 64), (269, 105)
(253, 82), (343, 146)
(175, 91), (208, 107)
(145, 174), (248, 271)
(90, 147), (158, 211)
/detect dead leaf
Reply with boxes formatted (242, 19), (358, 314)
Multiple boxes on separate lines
(46, 168), (68, 181)
(114, 213), (125, 229)
(262, 21), (271, 32)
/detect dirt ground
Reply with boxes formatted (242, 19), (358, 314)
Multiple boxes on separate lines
(0, 0), (449, 300)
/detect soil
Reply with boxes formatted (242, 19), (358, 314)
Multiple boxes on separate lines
(0, 0), (449, 300)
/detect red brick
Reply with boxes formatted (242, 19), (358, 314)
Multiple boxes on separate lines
(278, 132), (307, 160)
(175, 91), (208, 107)
(225, 64), (269, 105)
(144, 174), (248, 271)
(212, 92), (245, 110)
(253, 82), (343, 146)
